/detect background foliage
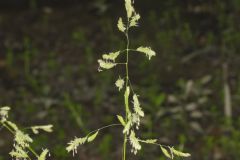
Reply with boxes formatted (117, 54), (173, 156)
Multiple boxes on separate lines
(0, 0), (240, 159)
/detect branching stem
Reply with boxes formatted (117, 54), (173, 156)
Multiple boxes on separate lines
(0, 121), (39, 158)
(120, 49), (138, 53)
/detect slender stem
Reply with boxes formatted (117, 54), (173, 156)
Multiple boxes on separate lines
(128, 49), (137, 52)
(126, 37), (129, 81)
(83, 124), (123, 158)
(28, 146), (39, 158)
(116, 62), (127, 65)
(124, 137), (171, 150)
(86, 123), (122, 137)
(137, 139), (170, 148)
(120, 49), (138, 53)
(123, 135), (127, 160)
(1, 122), (14, 134)
(122, 18), (130, 160)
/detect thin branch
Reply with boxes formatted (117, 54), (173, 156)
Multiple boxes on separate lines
(86, 123), (122, 137)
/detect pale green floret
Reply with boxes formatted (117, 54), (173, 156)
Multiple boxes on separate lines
(10, 131), (33, 160)
(118, 17), (126, 32)
(160, 146), (191, 159)
(66, 137), (87, 153)
(115, 76), (125, 91)
(136, 46), (156, 60)
(160, 146), (172, 159)
(38, 149), (49, 160)
(141, 139), (157, 144)
(130, 14), (140, 27)
(31, 125), (53, 134)
(131, 113), (140, 129)
(0, 106), (10, 115)
(124, 86), (131, 115)
(125, 0), (135, 18)
(102, 51), (120, 61)
(6, 121), (18, 131)
(98, 59), (116, 70)
(15, 130), (33, 148)
(0, 106), (10, 122)
(172, 147), (191, 158)
(129, 131), (141, 155)
(117, 115), (126, 126)
(133, 94), (144, 117)
(87, 131), (99, 142)
(66, 131), (100, 155)
(9, 145), (28, 159)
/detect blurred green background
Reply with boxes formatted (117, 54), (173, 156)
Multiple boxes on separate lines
(0, 0), (240, 159)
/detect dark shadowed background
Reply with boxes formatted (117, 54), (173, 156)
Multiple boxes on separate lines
(1, 0), (240, 159)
